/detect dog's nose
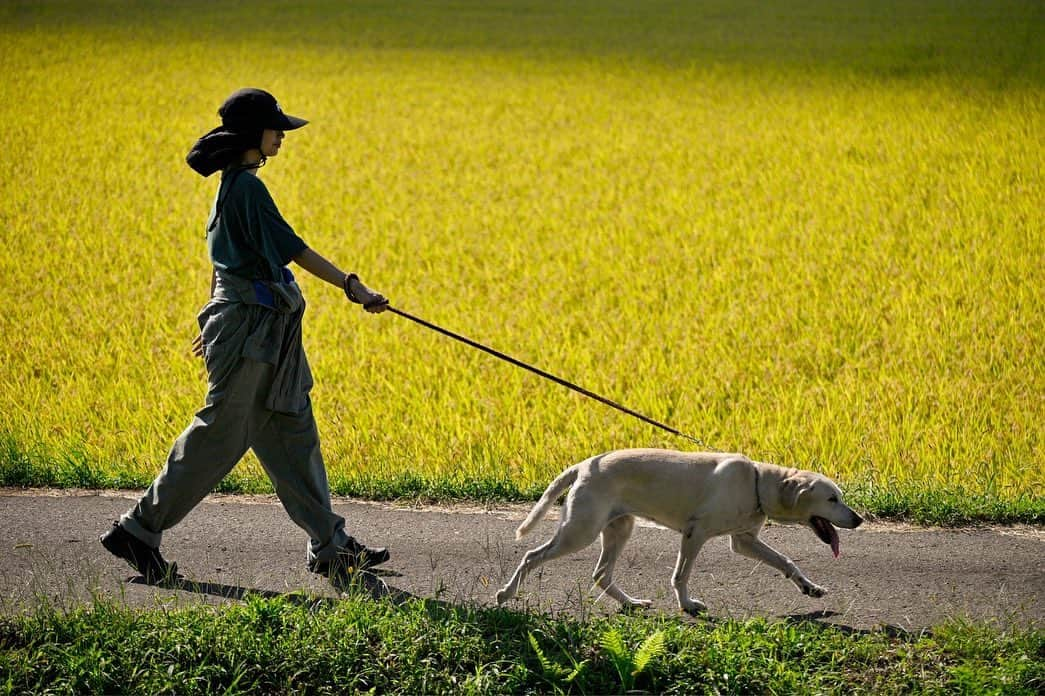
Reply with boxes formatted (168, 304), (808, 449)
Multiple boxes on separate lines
(852, 512), (864, 528)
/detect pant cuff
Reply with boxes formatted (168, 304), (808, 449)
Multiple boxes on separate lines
(308, 527), (351, 565)
(119, 513), (163, 549)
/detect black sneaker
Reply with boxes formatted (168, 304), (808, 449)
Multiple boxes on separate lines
(309, 536), (390, 577)
(100, 521), (180, 585)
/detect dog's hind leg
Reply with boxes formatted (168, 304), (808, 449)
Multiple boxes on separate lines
(671, 524), (710, 615)
(592, 514), (650, 609)
(496, 536), (553, 605)
(496, 496), (609, 605)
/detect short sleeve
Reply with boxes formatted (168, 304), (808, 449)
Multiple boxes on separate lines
(246, 177), (308, 267)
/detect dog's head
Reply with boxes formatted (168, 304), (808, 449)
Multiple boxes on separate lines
(776, 470), (863, 557)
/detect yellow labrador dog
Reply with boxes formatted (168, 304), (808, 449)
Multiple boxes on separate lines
(496, 449), (863, 615)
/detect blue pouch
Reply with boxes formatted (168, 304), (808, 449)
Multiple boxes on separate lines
(252, 268), (296, 309)
(253, 281), (275, 308)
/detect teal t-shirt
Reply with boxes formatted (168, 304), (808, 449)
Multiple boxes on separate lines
(206, 167), (307, 282)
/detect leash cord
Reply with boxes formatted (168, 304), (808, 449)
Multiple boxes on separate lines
(387, 306), (710, 448)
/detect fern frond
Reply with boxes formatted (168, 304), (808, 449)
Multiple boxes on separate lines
(529, 632), (557, 676)
(598, 628), (627, 662)
(566, 659), (589, 683)
(632, 630), (666, 676)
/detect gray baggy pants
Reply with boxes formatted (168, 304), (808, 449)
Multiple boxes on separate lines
(120, 357), (351, 565)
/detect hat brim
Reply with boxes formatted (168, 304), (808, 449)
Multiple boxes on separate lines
(271, 113), (308, 131)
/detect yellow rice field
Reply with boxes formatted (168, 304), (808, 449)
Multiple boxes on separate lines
(0, 1), (1041, 502)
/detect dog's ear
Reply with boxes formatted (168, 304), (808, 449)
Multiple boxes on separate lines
(780, 474), (813, 510)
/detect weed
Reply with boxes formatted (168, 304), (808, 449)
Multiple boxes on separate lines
(528, 630), (589, 693)
(599, 627), (667, 693)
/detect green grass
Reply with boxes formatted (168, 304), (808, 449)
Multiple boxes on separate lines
(0, 0), (1042, 521)
(1, 594), (1041, 695)
(2, 430), (1042, 525)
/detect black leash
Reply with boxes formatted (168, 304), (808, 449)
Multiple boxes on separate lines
(387, 306), (711, 449)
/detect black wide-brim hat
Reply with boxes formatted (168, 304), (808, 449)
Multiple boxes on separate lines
(186, 88), (308, 176)
(219, 88), (308, 132)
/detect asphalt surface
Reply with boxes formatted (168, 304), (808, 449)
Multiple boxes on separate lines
(1, 489), (1042, 632)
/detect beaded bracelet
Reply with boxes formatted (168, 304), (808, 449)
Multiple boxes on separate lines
(343, 273), (362, 303)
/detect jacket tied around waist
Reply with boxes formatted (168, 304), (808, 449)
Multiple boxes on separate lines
(198, 268), (314, 414)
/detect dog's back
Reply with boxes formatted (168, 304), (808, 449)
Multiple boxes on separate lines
(586, 449), (755, 532)
(517, 450), (753, 537)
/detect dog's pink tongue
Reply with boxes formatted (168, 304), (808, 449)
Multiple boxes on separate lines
(829, 527), (840, 558)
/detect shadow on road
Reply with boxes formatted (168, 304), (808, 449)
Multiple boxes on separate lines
(128, 568), (420, 610)
(125, 571), (919, 642)
(782, 609), (915, 639)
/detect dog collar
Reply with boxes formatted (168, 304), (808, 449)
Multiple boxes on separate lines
(754, 467), (765, 515)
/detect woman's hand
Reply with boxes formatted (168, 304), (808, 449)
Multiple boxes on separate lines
(191, 333), (204, 358)
(345, 274), (389, 313)
(291, 248), (389, 313)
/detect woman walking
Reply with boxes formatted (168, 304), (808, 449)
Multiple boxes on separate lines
(101, 87), (389, 587)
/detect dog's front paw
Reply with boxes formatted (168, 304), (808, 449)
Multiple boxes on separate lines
(495, 588), (512, 605)
(801, 582), (826, 598)
(680, 599), (707, 616)
(621, 598), (653, 612)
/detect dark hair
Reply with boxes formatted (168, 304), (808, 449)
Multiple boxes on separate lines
(187, 128), (263, 176)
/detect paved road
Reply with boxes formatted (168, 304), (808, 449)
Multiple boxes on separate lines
(2, 489), (1042, 632)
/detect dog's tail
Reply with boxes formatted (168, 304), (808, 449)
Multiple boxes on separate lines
(516, 465), (580, 539)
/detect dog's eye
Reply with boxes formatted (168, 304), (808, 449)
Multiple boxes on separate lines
(828, 495), (839, 503)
